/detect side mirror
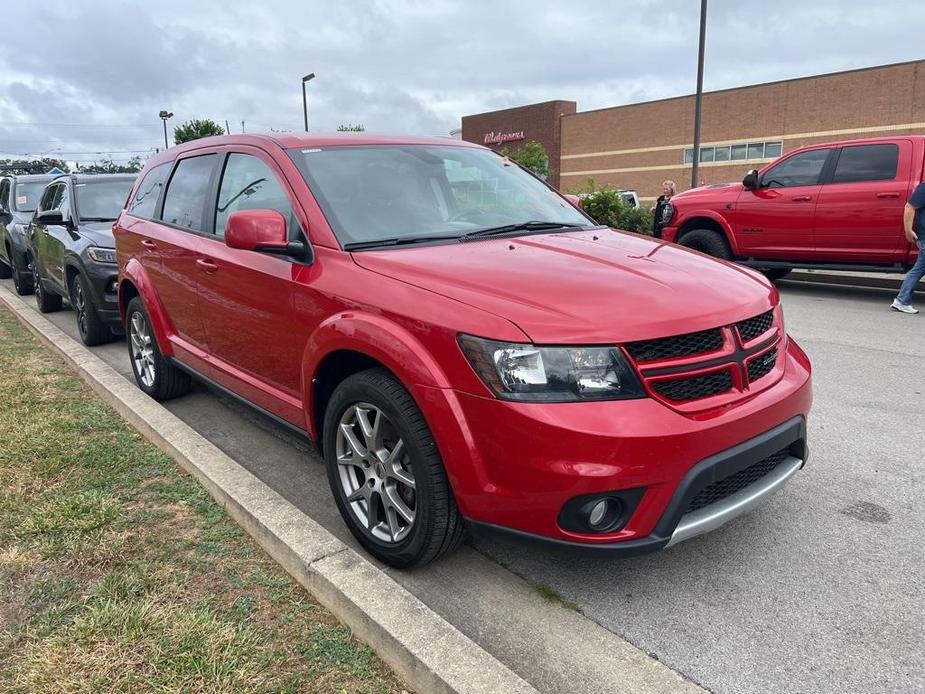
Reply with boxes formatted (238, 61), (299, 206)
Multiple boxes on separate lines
(225, 209), (310, 261)
(37, 209), (64, 225)
(563, 193), (583, 209)
(742, 170), (759, 190)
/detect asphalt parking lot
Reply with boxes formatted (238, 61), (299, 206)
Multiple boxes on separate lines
(8, 277), (923, 694)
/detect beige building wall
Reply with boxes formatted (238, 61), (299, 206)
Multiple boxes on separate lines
(558, 61), (925, 201)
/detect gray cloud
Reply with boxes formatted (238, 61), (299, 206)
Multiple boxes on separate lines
(0, 0), (920, 164)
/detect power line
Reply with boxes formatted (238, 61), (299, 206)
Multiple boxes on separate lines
(0, 121), (158, 128)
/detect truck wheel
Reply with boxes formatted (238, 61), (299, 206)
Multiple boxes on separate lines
(33, 262), (62, 313)
(679, 229), (732, 260)
(761, 268), (792, 281)
(126, 296), (190, 400)
(71, 272), (113, 346)
(323, 368), (466, 568)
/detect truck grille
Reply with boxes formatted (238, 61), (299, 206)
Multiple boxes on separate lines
(685, 448), (791, 514)
(625, 328), (723, 362)
(737, 310), (774, 342)
(651, 371), (733, 402)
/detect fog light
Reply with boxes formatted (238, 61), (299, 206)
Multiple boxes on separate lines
(589, 500), (608, 527)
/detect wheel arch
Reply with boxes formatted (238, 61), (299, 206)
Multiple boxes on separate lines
(118, 258), (173, 355)
(676, 212), (739, 256)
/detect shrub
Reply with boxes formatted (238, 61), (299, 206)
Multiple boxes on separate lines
(573, 179), (653, 235)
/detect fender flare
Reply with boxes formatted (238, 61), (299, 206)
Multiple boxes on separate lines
(675, 209), (740, 256)
(301, 311), (452, 439)
(118, 258), (174, 356)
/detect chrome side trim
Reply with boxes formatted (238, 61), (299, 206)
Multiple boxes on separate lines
(666, 456), (802, 547)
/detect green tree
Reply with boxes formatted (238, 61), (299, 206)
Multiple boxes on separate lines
(173, 118), (226, 145)
(336, 123), (366, 131)
(77, 156), (145, 174)
(572, 178), (653, 236)
(0, 158), (70, 175)
(499, 140), (549, 179)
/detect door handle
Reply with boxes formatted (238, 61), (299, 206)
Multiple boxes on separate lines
(791, 195), (812, 202)
(141, 239), (158, 250)
(876, 192), (901, 199)
(196, 258), (219, 273)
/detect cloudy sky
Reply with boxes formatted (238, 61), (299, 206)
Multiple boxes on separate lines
(0, 0), (921, 166)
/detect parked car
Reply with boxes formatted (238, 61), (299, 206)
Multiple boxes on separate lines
(662, 136), (923, 278)
(28, 174), (136, 345)
(115, 133), (812, 568)
(0, 174), (57, 294)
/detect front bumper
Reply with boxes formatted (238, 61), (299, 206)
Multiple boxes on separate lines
(413, 335), (812, 551)
(83, 262), (123, 331)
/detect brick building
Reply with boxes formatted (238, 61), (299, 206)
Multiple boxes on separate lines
(460, 60), (925, 202)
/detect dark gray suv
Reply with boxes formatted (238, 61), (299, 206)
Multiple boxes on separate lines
(28, 174), (136, 345)
(0, 174), (56, 294)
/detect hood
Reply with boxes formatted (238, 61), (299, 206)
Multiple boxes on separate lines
(352, 229), (776, 344)
(672, 182), (742, 203)
(77, 221), (116, 248)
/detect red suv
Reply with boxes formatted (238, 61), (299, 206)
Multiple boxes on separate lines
(115, 134), (812, 567)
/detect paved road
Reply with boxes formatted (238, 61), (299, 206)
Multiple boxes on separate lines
(14, 278), (924, 693)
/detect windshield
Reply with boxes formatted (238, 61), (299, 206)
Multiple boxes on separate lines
(74, 179), (135, 221)
(289, 145), (590, 246)
(13, 181), (49, 212)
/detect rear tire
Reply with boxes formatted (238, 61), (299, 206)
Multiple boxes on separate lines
(33, 262), (62, 313)
(71, 272), (113, 346)
(323, 368), (466, 568)
(125, 296), (190, 400)
(678, 229), (732, 260)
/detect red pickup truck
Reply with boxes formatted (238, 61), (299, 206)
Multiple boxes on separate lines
(661, 136), (922, 278)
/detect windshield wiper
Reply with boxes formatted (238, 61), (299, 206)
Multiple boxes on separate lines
(459, 220), (586, 242)
(344, 234), (461, 251)
(80, 217), (117, 222)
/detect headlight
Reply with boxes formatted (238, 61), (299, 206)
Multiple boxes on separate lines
(11, 223), (28, 237)
(87, 247), (117, 264)
(659, 202), (675, 225)
(458, 335), (645, 402)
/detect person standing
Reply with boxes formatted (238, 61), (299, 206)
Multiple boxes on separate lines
(652, 180), (677, 239)
(891, 183), (925, 314)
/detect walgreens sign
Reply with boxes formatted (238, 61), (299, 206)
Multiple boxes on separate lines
(483, 130), (525, 145)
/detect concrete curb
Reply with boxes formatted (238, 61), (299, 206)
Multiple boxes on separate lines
(0, 284), (536, 694)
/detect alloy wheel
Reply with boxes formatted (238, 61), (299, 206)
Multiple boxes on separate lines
(129, 310), (156, 388)
(335, 403), (416, 543)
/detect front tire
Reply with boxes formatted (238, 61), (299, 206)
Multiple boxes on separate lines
(678, 228), (732, 260)
(0, 255), (11, 280)
(126, 296), (190, 400)
(323, 368), (466, 568)
(33, 262), (62, 313)
(760, 268), (792, 281)
(71, 272), (113, 346)
(12, 259), (33, 295)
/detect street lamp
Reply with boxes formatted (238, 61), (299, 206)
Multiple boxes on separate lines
(158, 110), (173, 150)
(690, 0), (707, 188)
(302, 73), (315, 131)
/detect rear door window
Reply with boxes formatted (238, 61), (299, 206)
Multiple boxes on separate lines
(761, 149), (832, 188)
(160, 155), (218, 232)
(129, 162), (171, 219)
(214, 154), (293, 238)
(831, 144), (899, 183)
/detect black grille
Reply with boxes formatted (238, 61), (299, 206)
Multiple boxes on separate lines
(685, 449), (791, 514)
(651, 370), (733, 402)
(747, 348), (778, 383)
(738, 310), (773, 342)
(626, 328), (723, 362)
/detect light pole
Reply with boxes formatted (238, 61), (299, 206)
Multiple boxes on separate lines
(158, 110), (173, 150)
(302, 73), (315, 131)
(690, 0), (707, 188)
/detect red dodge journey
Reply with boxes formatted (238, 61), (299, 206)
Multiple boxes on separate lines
(114, 133), (812, 567)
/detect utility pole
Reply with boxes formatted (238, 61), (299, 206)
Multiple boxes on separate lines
(225, 119), (231, 135)
(691, 0), (707, 189)
(241, 120), (245, 133)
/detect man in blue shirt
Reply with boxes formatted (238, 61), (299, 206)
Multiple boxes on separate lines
(892, 183), (925, 314)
